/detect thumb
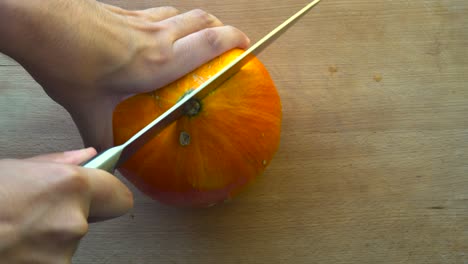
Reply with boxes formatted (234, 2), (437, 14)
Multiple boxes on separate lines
(25, 147), (97, 165)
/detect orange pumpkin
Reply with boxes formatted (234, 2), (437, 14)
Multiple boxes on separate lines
(112, 49), (282, 207)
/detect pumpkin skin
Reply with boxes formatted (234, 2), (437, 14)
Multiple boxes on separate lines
(112, 48), (282, 207)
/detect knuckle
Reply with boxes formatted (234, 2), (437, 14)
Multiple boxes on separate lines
(161, 6), (179, 15)
(225, 25), (238, 34)
(154, 22), (169, 32)
(57, 166), (90, 193)
(132, 10), (146, 18)
(191, 8), (208, 17)
(67, 170), (89, 191)
(49, 215), (89, 241)
(137, 21), (167, 33)
(135, 20), (163, 33)
(67, 219), (89, 239)
(146, 47), (173, 65)
(63, 221), (89, 240)
(202, 28), (223, 52)
(191, 9), (215, 24)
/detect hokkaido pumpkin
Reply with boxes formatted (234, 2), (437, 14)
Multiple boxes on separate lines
(112, 48), (282, 207)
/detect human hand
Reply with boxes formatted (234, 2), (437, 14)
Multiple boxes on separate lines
(0, 148), (133, 263)
(0, 0), (250, 150)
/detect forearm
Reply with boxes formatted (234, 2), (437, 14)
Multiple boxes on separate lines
(0, 0), (122, 98)
(0, 0), (27, 56)
(0, 0), (50, 59)
(0, 0), (101, 65)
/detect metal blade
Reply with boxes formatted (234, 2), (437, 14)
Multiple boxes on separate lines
(83, 0), (322, 172)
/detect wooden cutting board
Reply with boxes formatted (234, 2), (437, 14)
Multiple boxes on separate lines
(0, 0), (467, 263)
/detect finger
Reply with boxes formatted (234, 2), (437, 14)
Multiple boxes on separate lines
(117, 26), (250, 95)
(26, 148), (97, 165)
(81, 167), (133, 222)
(137, 6), (180, 22)
(100, 3), (136, 16)
(100, 3), (179, 21)
(167, 26), (250, 79)
(159, 9), (223, 41)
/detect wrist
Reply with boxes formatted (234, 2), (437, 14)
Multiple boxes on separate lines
(67, 95), (120, 151)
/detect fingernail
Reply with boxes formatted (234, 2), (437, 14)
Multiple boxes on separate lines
(245, 36), (251, 49)
(85, 147), (97, 155)
(64, 149), (85, 156)
(64, 147), (96, 156)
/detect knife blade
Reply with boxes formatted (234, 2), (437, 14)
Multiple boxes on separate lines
(82, 0), (322, 172)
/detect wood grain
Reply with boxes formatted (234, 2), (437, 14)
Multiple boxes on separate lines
(1, 0), (467, 263)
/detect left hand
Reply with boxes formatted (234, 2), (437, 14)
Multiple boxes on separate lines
(0, 148), (133, 263)
(1, 0), (250, 150)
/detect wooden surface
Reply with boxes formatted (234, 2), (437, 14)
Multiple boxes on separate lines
(1, 0), (467, 263)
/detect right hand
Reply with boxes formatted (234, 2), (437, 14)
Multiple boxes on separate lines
(0, 148), (133, 263)
(0, 0), (250, 151)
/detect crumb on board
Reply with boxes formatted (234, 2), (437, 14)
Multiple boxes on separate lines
(374, 74), (383, 82)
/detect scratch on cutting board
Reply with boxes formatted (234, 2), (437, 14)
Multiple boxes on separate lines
(427, 206), (445, 210)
